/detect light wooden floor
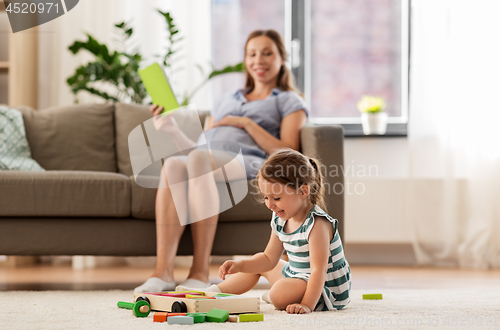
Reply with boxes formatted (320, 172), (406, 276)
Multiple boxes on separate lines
(1, 262), (499, 291)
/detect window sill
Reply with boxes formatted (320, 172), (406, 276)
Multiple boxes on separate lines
(340, 123), (407, 137)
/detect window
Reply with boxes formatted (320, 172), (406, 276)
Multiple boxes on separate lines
(212, 0), (409, 136)
(211, 0), (285, 98)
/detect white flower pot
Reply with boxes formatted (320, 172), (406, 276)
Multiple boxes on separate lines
(361, 112), (388, 135)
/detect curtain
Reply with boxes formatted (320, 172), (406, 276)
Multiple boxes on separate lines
(408, 0), (500, 268)
(37, 0), (212, 109)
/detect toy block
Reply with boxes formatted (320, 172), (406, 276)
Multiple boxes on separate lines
(167, 312), (187, 317)
(363, 293), (383, 300)
(206, 308), (229, 322)
(186, 294), (209, 298)
(227, 315), (238, 322)
(213, 293), (235, 297)
(153, 312), (168, 322)
(167, 316), (194, 325)
(161, 293), (187, 298)
(187, 296), (216, 299)
(239, 313), (264, 322)
(167, 291), (205, 295)
(186, 313), (206, 323)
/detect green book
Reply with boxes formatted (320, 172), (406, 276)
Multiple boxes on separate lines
(138, 63), (179, 115)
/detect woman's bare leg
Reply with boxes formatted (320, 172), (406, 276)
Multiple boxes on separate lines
(183, 150), (219, 283)
(150, 156), (189, 282)
(184, 150), (247, 283)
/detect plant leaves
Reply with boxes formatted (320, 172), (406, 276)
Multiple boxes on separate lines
(208, 62), (246, 79)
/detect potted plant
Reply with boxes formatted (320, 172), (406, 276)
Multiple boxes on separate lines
(66, 10), (245, 105)
(357, 95), (388, 135)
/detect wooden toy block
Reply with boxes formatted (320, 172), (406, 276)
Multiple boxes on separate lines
(167, 316), (194, 325)
(161, 293), (188, 297)
(169, 291), (206, 295)
(153, 312), (167, 322)
(167, 312), (187, 317)
(227, 315), (238, 322)
(117, 300), (151, 317)
(213, 293), (235, 297)
(187, 296), (216, 299)
(363, 293), (383, 300)
(186, 312), (206, 323)
(145, 291), (205, 298)
(133, 291), (259, 314)
(206, 308), (229, 322)
(239, 313), (264, 322)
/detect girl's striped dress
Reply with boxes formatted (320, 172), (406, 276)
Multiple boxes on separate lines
(270, 204), (351, 311)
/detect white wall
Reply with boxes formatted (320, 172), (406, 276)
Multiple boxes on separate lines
(343, 137), (469, 246)
(343, 138), (411, 243)
(37, 0), (213, 110)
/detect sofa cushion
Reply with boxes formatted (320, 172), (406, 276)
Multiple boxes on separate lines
(115, 103), (210, 177)
(115, 104), (153, 177)
(15, 104), (116, 172)
(0, 171), (130, 217)
(130, 176), (271, 222)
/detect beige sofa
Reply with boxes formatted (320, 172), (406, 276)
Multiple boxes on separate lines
(0, 103), (344, 256)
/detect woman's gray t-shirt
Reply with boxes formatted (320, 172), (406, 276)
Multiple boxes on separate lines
(196, 88), (309, 179)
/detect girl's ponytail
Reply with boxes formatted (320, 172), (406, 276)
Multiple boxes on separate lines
(308, 157), (327, 212)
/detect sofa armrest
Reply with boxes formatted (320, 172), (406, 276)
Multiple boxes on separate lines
(300, 125), (345, 239)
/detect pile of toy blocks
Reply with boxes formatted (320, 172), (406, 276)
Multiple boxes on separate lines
(118, 290), (264, 324)
(153, 309), (264, 324)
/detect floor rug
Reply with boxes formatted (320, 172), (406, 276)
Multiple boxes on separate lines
(1, 289), (499, 329)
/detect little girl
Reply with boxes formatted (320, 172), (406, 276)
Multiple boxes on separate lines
(177, 148), (351, 314)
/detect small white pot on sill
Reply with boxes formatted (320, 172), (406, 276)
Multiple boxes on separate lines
(361, 112), (388, 135)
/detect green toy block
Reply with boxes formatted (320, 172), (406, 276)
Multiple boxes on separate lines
(186, 312), (206, 323)
(363, 293), (383, 300)
(239, 313), (264, 322)
(213, 293), (235, 297)
(167, 316), (194, 325)
(206, 308), (229, 322)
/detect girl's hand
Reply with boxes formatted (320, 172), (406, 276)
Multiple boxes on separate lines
(219, 260), (243, 280)
(150, 104), (179, 135)
(212, 115), (251, 130)
(286, 303), (312, 314)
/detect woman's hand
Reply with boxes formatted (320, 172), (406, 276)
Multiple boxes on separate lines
(212, 115), (251, 130)
(286, 303), (312, 314)
(219, 260), (243, 280)
(150, 104), (180, 135)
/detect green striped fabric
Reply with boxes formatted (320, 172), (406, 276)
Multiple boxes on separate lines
(271, 204), (351, 311)
(0, 105), (44, 171)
